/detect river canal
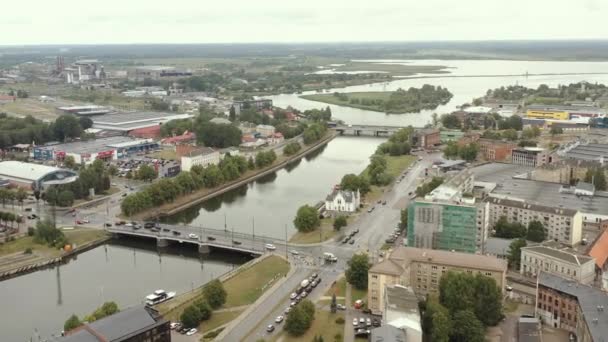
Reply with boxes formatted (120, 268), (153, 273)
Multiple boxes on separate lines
(6, 59), (608, 341)
(0, 240), (248, 341)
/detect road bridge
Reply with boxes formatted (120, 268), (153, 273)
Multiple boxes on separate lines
(331, 124), (422, 136)
(107, 223), (288, 256)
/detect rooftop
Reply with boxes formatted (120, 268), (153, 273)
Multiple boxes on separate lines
(0, 161), (64, 180)
(135, 65), (176, 71)
(484, 237), (516, 256)
(36, 136), (149, 154)
(184, 147), (217, 157)
(386, 246), (507, 273)
(518, 317), (541, 342)
(385, 285), (419, 316)
(92, 112), (193, 132)
(522, 245), (594, 265)
(527, 105), (606, 114)
(470, 163), (608, 217)
(539, 272), (608, 342)
(59, 305), (167, 342)
(326, 189), (358, 204)
(588, 228), (608, 268)
(369, 325), (407, 342)
(566, 143), (608, 162)
(486, 196), (578, 217)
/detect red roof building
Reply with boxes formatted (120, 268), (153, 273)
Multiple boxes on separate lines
(160, 132), (196, 145)
(128, 125), (161, 139)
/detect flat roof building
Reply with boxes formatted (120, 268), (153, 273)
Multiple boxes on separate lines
(383, 285), (422, 342)
(181, 147), (220, 172)
(92, 112), (193, 132)
(0, 161), (78, 191)
(478, 138), (517, 162)
(512, 147), (551, 167)
(518, 317), (542, 342)
(565, 143), (608, 164)
(58, 305), (170, 342)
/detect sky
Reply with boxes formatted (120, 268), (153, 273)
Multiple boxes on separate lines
(2, 0), (607, 45)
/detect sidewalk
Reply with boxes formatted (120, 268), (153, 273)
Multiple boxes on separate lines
(344, 283), (354, 342)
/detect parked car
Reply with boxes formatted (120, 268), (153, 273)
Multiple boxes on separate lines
(284, 307), (291, 314)
(207, 236), (216, 241)
(143, 222), (155, 228)
(382, 200), (387, 205)
(172, 231), (181, 236)
(337, 304), (346, 310)
(186, 328), (197, 336)
(188, 233), (199, 240)
(290, 249), (299, 255)
(372, 318), (381, 327)
(266, 325), (275, 333)
(359, 317), (365, 324)
(275, 316), (284, 323)
(104, 223), (112, 227)
(342, 237), (350, 244)
(352, 318), (359, 326)
(349, 239), (355, 245)
(366, 318), (372, 327)
(169, 322), (181, 330)
(290, 292), (298, 300)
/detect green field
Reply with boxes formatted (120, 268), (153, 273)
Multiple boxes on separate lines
(0, 228), (108, 258)
(301, 92), (392, 112)
(289, 217), (338, 244)
(270, 310), (345, 342)
(333, 61), (448, 75)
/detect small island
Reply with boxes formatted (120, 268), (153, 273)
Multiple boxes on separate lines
(300, 85), (453, 114)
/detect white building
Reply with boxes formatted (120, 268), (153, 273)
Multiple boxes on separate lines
(485, 196), (583, 246)
(268, 132), (284, 145)
(325, 188), (360, 213)
(180, 147), (220, 172)
(256, 124), (275, 137)
(520, 245), (595, 285)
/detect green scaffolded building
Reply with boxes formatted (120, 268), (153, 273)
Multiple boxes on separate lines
(407, 200), (486, 254)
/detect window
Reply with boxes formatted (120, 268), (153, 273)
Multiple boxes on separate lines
(372, 275), (378, 279)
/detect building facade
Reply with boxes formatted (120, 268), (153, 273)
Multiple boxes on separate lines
(478, 139), (517, 161)
(485, 196), (583, 246)
(180, 147), (220, 172)
(325, 189), (360, 213)
(536, 272), (608, 342)
(368, 247), (507, 315)
(412, 129), (440, 149)
(256, 124), (275, 137)
(521, 245), (595, 284)
(512, 147), (550, 167)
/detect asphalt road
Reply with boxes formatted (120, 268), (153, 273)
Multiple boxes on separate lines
(220, 151), (439, 341)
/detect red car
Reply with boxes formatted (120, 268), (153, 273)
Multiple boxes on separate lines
(75, 220), (83, 224)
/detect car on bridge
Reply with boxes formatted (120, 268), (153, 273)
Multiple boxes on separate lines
(188, 233), (199, 240)
(265, 243), (276, 250)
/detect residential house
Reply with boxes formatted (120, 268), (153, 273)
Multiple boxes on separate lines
(256, 124), (275, 137)
(325, 189), (360, 213)
(268, 132), (284, 145)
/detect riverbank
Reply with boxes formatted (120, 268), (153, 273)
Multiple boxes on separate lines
(289, 154), (416, 244)
(157, 254), (289, 332)
(0, 228), (109, 280)
(129, 132), (337, 221)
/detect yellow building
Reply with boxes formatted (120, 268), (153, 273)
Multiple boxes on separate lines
(526, 109), (569, 120)
(368, 247), (507, 315)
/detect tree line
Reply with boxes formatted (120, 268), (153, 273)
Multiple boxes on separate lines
(64, 302), (119, 332)
(0, 187), (28, 208)
(43, 159), (112, 207)
(180, 279), (227, 328)
(121, 152), (275, 216)
(0, 113), (93, 149)
(283, 142), (302, 156)
(443, 141), (479, 161)
(493, 216), (547, 242)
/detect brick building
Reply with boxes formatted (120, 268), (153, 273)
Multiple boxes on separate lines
(412, 129), (440, 149)
(478, 139), (517, 161)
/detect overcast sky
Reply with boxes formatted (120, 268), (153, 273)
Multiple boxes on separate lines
(2, 0), (607, 45)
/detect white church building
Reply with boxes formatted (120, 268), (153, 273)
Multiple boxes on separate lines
(325, 188), (361, 213)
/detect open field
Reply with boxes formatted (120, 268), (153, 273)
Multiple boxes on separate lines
(0, 99), (61, 120)
(301, 92), (393, 113)
(270, 310), (345, 342)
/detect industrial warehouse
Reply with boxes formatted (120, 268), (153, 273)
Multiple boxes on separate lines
(33, 136), (159, 165)
(0, 161), (78, 190)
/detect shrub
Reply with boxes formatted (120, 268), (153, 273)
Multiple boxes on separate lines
(335, 317), (345, 324)
(27, 227), (35, 236)
(203, 328), (224, 338)
(24, 248), (33, 254)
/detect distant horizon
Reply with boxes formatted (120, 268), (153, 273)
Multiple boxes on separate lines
(3, 38), (608, 48)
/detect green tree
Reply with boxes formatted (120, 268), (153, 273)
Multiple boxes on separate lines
(64, 314), (81, 331)
(201, 164), (224, 187)
(368, 155), (390, 185)
(91, 301), (119, 321)
(284, 302), (314, 336)
(293, 205), (320, 232)
(196, 122), (242, 148)
(247, 156), (256, 170)
(194, 299), (212, 321)
(229, 106), (237, 121)
(594, 168), (607, 191)
(57, 190), (75, 207)
(333, 216), (347, 230)
(283, 142), (302, 156)
(345, 253), (369, 290)
(458, 143), (479, 161)
(430, 309), (451, 342)
(78, 116), (93, 130)
(180, 305), (202, 328)
(203, 279), (227, 309)
(15, 187), (27, 208)
(440, 113), (461, 129)
(64, 155), (77, 169)
(494, 216), (526, 239)
(550, 126), (564, 136)
(443, 141), (460, 159)
(501, 128), (518, 141)
(507, 238), (527, 269)
(136, 164), (157, 182)
(53, 114), (82, 141)
(472, 273), (503, 326)
(399, 209), (408, 230)
(527, 220), (547, 242)
(451, 310), (484, 342)
(340, 174), (370, 195)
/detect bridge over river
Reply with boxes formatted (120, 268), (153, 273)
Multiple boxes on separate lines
(107, 223), (294, 255)
(331, 124), (422, 136)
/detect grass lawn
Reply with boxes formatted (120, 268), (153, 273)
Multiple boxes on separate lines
(149, 149), (178, 161)
(159, 255), (289, 321)
(289, 217), (337, 244)
(301, 92), (392, 113)
(351, 287), (368, 304)
(0, 228), (107, 257)
(271, 310), (345, 342)
(199, 309), (245, 335)
(223, 255), (289, 307)
(325, 277), (347, 298)
(504, 299), (519, 313)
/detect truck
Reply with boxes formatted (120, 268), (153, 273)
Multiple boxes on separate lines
(324, 252), (338, 263)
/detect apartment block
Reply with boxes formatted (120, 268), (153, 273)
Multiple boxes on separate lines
(368, 247), (507, 315)
(536, 272), (608, 342)
(521, 245), (595, 284)
(486, 196), (583, 246)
